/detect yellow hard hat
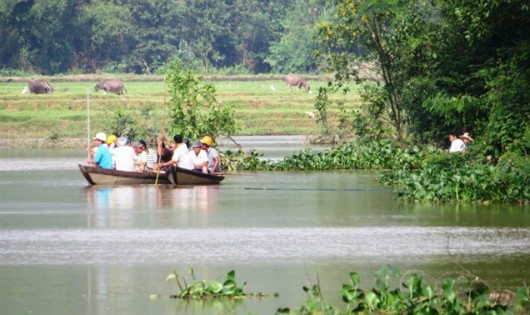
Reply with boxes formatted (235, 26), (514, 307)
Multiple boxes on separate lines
(107, 134), (117, 145)
(200, 136), (213, 146)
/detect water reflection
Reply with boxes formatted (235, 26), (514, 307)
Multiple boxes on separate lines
(85, 185), (220, 228)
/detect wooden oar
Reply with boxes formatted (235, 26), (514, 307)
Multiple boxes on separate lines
(155, 76), (168, 185)
(86, 88), (91, 160)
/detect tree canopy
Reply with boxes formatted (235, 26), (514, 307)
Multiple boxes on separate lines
(0, 0), (328, 75)
(316, 0), (530, 158)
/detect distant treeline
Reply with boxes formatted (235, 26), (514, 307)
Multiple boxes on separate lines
(0, 0), (335, 75)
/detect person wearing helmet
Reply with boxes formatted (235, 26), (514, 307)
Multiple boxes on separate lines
(86, 132), (113, 169)
(107, 134), (117, 148)
(200, 136), (221, 173)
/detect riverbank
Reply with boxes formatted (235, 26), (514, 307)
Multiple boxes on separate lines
(0, 76), (359, 147)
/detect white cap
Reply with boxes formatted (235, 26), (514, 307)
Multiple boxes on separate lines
(94, 132), (107, 142)
(117, 136), (130, 146)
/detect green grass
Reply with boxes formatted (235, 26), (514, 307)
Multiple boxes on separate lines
(0, 76), (362, 146)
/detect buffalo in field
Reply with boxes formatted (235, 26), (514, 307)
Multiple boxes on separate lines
(94, 79), (126, 95)
(285, 74), (312, 94)
(24, 79), (54, 94)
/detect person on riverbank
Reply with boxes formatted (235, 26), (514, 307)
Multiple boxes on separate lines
(460, 132), (474, 152)
(153, 134), (194, 171)
(189, 140), (209, 174)
(112, 136), (136, 171)
(200, 135), (221, 173)
(86, 132), (113, 169)
(449, 133), (465, 153)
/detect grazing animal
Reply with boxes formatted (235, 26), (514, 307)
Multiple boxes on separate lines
(94, 79), (126, 95)
(305, 111), (318, 119)
(285, 74), (312, 94)
(27, 79), (54, 94)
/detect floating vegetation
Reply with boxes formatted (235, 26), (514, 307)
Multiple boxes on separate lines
(278, 266), (530, 315)
(166, 269), (266, 300)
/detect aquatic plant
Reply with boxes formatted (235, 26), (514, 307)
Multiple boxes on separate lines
(381, 151), (530, 203)
(278, 266), (530, 315)
(166, 269), (265, 300)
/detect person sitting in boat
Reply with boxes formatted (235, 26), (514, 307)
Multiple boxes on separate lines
(200, 136), (221, 174)
(139, 140), (157, 170)
(86, 132), (113, 169)
(106, 134), (118, 168)
(153, 134), (194, 171)
(132, 141), (147, 172)
(189, 140), (209, 174)
(112, 136), (137, 171)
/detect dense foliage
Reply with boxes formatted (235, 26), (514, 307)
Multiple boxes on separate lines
(165, 60), (238, 142)
(316, 0), (530, 159)
(0, 0), (331, 75)
(380, 151), (530, 203)
(224, 140), (529, 203)
(279, 265), (529, 314)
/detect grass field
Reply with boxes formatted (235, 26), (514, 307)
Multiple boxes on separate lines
(0, 76), (362, 148)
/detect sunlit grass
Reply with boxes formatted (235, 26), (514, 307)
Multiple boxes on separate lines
(0, 77), (362, 143)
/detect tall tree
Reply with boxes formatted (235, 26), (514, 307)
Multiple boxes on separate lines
(267, 0), (333, 73)
(0, 0), (80, 74)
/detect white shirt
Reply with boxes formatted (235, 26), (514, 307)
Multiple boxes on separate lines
(189, 149), (208, 168)
(449, 138), (465, 153)
(135, 151), (147, 171)
(112, 146), (137, 171)
(171, 144), (194, 170)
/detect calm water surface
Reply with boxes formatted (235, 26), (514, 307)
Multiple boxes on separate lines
(0, 144), (529, 315)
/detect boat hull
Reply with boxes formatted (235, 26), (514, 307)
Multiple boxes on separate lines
(168, 166), (224, 185)
(79, 164), (170, 185)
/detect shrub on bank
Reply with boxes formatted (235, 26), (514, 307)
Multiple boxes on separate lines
(224, 140), (529, 203)
(380, 152), (530, 203)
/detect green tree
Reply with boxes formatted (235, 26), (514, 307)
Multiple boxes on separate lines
(421, 0), (530, 157)
(75, 0), (133, 72)
(165, 60), (238, 141)
(0, 0), (80, 74)
(317, 0), (433, 145)
(267, 0), (333, 73)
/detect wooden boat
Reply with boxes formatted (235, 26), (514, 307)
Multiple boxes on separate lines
(79, 164), (171, 185)
(79, 164), (224, 186)
(168, 166), (224, 185)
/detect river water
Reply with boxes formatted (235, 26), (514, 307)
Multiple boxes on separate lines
(0, 137), (529, 315)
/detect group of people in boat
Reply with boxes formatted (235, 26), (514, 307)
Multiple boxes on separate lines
(87, 131), (221, 174)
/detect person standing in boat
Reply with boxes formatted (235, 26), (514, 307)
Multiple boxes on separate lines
(200, 136), (221, 173)
(86, 132), (113, 169)
(112, 136), (137, 171)
(189, 140), (209, 174)
(153, 134), (194, 171)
